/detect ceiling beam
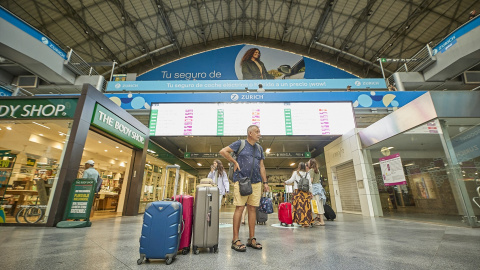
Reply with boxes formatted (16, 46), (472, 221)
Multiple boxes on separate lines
(154, 0), (181, 54)
(335, 0), (377, 59)
(280, 0), (295, 44)
(308, 0), (335, 53)
(191, 0), (208, 45)
(107, 0), (154, 63)
(58, 0), (118, 62)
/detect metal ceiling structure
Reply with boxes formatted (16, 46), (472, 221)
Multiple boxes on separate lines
(2, 0), (478, 170)
(2, 0), (477, 79)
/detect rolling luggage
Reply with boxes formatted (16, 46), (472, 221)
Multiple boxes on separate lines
(278, 193), (293, 227)
(138, 165), (182, 265)
(256, 207), (268, 225)
(324, 203), (336, 221)
(192, 179), (219, 254)
(173, 195), (194, 255)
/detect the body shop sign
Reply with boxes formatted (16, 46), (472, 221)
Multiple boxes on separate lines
(0, 99), (78, 119)
(91, 103), (146, 149)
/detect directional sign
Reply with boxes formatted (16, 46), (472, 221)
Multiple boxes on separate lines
(265, 152), (311, 158)
(184, 152), (222, 159)
(380, 58), (418, 63)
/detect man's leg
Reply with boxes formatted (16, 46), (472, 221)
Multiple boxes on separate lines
(247, 204), (256, 238)
(233, 205), (245, 241)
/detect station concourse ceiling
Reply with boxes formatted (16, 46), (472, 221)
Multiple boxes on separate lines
(2, 0), (477, 79)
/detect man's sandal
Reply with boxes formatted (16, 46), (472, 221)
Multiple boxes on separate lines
(247, 238), (262, 250)
(231, 239), (246, 252)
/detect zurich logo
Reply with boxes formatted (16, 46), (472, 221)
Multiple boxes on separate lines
(354, 81), (361, 86)
(432, 49), (438, 55)
(115, 83), (121, 89)
(41, 37), (49, 45)
(231, 94), (239, 101)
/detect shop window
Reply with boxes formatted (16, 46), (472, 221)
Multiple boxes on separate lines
(0, 120), (71, 224)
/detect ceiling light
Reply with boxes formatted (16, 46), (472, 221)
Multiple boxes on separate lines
(98, 141), (101, 143)
(120, 150), (123, 152)
(6, 127), (12, 130)
(104, 150), (108, 152)
(32, 122), (50, 129)
(39, 134), (43, 136)
(266, 148), (271, 153)
(290, 163), (295, 166)
(115, 146), (119, 148)
(197, 163), (202, 166)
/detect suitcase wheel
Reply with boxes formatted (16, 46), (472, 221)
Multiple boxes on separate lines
(165, 256), (173, 265)
(137, 254), (146, 265)
(193, 246), (200, 255)
(213, 245), (218, 253)
(182, 247), (190, 255)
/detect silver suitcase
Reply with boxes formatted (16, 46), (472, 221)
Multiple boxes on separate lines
(192, 184), (219, 254)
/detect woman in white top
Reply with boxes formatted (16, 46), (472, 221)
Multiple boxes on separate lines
(284, 162), (313, 228)
(308, 158), (326, 226)
(207, 159), (230, 210)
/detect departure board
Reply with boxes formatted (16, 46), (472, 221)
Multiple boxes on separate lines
(149, 102), (355, 136)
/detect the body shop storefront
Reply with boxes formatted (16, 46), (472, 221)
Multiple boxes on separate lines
(0, 85), (148, 226)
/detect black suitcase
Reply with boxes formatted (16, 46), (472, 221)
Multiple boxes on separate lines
(323, 204), (336, 221)
(256, 207), (268, 225)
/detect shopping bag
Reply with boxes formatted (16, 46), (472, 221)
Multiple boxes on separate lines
(311, 199), (320, 214)
(259, 193), (274, 214)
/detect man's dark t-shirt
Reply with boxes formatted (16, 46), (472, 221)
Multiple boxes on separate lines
(229, 140), (265, 184)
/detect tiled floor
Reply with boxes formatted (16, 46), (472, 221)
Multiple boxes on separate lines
(1, 210), (479, 270)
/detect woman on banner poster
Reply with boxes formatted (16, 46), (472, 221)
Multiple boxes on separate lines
(240, 48), (274, 80)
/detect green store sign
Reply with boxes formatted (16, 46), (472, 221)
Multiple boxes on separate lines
(0, 99), (78, 119)
(91, 103), (146, 149)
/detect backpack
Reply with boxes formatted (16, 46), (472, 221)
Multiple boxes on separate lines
(227, 140), (261, 180)
(296, 171), (309, 192)
(95, 175), (103, 193)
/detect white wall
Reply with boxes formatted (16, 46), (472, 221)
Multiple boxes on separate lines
(324, 128), (381, 217)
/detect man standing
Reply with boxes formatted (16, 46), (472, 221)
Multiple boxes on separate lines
(219, 125), (269, 252)
(82, 160), (99, 180)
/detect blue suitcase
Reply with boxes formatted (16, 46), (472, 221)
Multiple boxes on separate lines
(138, 165), (182, 265)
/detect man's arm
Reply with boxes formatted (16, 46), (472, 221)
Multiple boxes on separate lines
(260, 159), (269, 192)
(219, 146), (240, 171)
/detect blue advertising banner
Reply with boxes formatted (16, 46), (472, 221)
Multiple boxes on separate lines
(137, 45), (357, 81)
(0, 88), (12, 97)
(0, 6), (67, 60)
(107, 78), (386, 92)
(432, 15), (480, 56)
(105, 91), (426, 110)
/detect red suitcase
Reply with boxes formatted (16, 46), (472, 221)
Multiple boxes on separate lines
(173, 195), (194, 254)
(278, 192), (293, 227)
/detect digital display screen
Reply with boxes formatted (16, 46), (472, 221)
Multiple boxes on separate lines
(149, 102), (355, 136)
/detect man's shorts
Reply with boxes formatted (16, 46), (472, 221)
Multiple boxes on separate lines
(233, 182), (262, 207)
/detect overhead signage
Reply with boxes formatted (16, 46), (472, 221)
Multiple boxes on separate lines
(266, 152), (311, 158)
(380, 58), (418, 63)
(26, 158), (36, 167)
(0, 88), (12, 97)
(184, 153), (222, 159)
(137, 44), (357, 81)
(149, 102), (355, 136)
(91, 103), (146, 149)
(379, 153), (407, 186)
(0, 98), (78, 119)
(0, 6), (67, 59)
(432, 15), (480, 56)
(107, 78), (386, 92)
(106, 91), (425, 110)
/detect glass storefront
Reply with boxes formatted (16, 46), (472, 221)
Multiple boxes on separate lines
(80, 130), (133, 218)
(365, 119), (480, 227)
(0, 120), (72, 224)
(138, 154), (197, 213)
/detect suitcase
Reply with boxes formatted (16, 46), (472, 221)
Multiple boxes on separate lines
(278, 193), (293, 226)
(192, 183), (219, 254)
(173, 195), (194, 255)
(256, 207), (268, 225)
(324, 204), (336, 221)
(138, 165), (182, 265)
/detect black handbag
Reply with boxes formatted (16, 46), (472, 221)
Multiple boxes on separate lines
(237, 144), (257, 196)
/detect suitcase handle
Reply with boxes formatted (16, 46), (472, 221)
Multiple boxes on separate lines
(207, 206), (212, 227)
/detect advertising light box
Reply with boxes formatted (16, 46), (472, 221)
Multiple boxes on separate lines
(149, 102), (355, 136)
